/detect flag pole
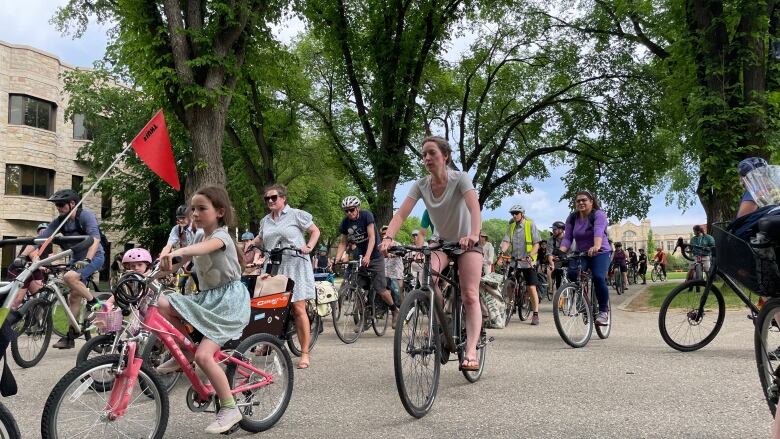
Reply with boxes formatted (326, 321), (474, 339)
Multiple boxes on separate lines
(33, 143), (133, 257)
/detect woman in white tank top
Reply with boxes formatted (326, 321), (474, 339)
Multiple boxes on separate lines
(380, 136), (483, 370)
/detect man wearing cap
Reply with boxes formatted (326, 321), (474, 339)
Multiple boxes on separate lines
(480, 232), (495, 275)
(499, 205), (542, 325)
(546, 221), (566, 291)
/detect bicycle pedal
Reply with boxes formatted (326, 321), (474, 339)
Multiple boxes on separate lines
(487, 336), (495, 343)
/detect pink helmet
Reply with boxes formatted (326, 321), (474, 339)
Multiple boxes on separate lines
(122, 248), (152, 264)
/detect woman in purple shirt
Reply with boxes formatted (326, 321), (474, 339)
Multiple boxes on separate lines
(559, 190), (612, 326)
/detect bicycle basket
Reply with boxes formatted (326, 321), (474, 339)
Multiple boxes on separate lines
(93, 309), (124, 334)
(713, 222), (760, 291)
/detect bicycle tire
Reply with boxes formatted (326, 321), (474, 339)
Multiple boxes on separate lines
(372, 294), (389, 337)
(695, 264), (703, 281)
(594, 291), (612, 340)
(225, 333), (294, 433)
(754, 297), (780, 417)
(614, 271), (624, 295)
(41, 354), (169, 439)
(394, 289), (441, 418)
(140, 334), (182, 393)
(286, 303), (320, 357)
(651, 268), (658, 282)
(333, 286), (365, 344)
(74, 334), (119, 392)
(501, 279), (516, 326)
(457, 302), (486, 383)
(518, 286), (531, 321)
(658, 279), (725, 352)
(10, 297), (52, 368)
(552, 283), (593, 348)
(0, 401), (21, 439)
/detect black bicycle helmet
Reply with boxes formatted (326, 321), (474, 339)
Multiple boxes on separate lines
(47, 189), (80, 203)
(551, 221), (565, 230)
(175, 205), (188, 217)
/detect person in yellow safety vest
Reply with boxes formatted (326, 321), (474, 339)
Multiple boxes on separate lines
(498, 204), (542, 326)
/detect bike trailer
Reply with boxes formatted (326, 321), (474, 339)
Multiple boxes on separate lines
(239, 274), (295, 340)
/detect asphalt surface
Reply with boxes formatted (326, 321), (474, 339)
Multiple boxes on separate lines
(6, 281), (773, 438)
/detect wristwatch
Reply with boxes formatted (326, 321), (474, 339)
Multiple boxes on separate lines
(84, 258), (92, 263)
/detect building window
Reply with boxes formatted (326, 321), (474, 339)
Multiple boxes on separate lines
(101, 191), (112, 219)
(667, 241), (675, 251)
(71, 175), (83, 193)
(8, 94), (56, 131)
(623, 230), (637, 240)
(73, 113), (92, 140)
(5, 164), (55, 198)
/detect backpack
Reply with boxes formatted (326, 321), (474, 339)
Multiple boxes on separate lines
(73, 209), (110, 255)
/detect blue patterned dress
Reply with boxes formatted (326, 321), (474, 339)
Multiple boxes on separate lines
(258, 205), (316, 302)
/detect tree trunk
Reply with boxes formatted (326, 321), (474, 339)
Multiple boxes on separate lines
(184, 105), (229, 198)
(697, 174), (738, 229)
(374, 173), (400, 228)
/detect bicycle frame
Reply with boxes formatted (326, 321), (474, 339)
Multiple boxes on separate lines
(105, 299), (273, 418)
(417, 249), (460, 355)
(41, 275), (83, 332)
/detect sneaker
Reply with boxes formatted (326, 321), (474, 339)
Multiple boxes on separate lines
(531, 313), (539, 326)
(156, 357), (183, 374)
(596, 311), (610, 326)
(52, 336), (75, 349)
(204, 407), (242, 434)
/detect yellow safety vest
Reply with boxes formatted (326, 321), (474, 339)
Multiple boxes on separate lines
(509, 218), (536, 261)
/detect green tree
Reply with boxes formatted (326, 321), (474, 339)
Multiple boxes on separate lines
(54, 0), (284, 194)
(420, 13), (667, 221)
(539, 0), (780, 224)
(61, 69), (189, 252)
(294, 0), (469, 225)
(647, 229), (656, 255)
(481, 218), (510, 249)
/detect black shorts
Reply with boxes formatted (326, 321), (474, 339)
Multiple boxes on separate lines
(513, 267), (538, 286)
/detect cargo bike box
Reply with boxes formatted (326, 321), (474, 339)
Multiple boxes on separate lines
(237, 274), (296, 341)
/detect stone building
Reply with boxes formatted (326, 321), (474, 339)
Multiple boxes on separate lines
(607, 219), (698, 252)
(0, 40), (118, 279)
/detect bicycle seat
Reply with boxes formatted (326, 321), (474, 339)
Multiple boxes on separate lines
(759, 216), (780, 242)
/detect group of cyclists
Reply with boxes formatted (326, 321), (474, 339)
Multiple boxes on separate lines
(4, 139), (777, 435)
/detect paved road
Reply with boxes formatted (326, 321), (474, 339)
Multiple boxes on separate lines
(8, 282), (772, 438)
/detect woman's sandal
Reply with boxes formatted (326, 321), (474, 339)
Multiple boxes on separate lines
(461, 357), (480, 371)
(297, 353), (310, 370)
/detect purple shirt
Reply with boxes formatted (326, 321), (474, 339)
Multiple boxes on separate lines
(560, 210), (611, 253)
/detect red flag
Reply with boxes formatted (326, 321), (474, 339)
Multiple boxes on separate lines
(131, 110), (181, 190)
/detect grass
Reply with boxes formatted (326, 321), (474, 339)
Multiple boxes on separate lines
(646, 281), (755, 309)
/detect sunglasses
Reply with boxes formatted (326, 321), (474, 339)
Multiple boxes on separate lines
(263, 195), (278, 203)
(575, 198), (590, 203)
(54, 202), (68, 208)
(510, 211), (521, 216)
(344, 207), (357, 213)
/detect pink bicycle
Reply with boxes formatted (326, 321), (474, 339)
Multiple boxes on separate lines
(40, 262), (294, 438)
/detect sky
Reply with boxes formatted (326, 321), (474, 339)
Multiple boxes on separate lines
(0, 2), (708, 228)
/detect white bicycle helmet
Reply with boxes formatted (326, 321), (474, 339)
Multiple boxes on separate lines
(341, 196), (361, 209)
(509, 204), (525, 214)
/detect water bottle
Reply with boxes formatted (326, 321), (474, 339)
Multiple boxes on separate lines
(751, 232), (776, 294)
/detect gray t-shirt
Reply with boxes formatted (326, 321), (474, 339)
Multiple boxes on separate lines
(191, 227), (242, 290)
(407, 171), (475, 242)
(503, 219), (542, 265)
